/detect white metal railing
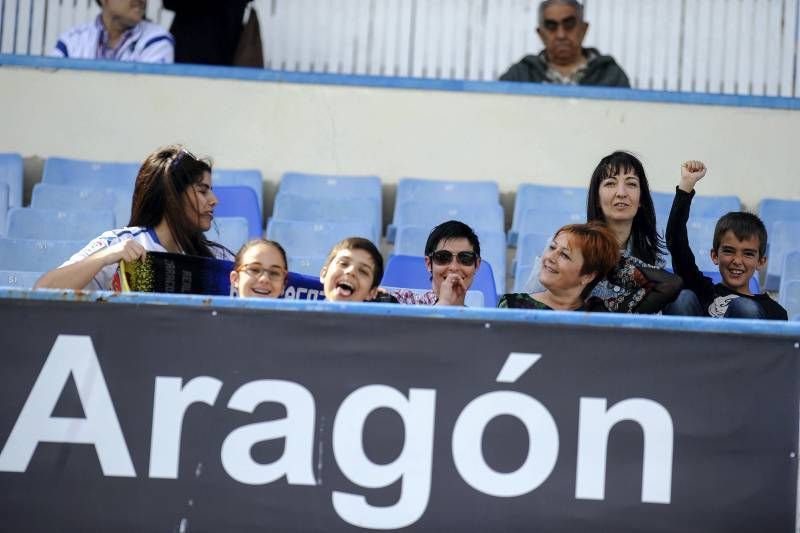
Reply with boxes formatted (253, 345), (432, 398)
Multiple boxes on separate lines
(2, 0), (799, 97)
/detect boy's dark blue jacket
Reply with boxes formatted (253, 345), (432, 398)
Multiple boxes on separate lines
(665, 187), (787, 320)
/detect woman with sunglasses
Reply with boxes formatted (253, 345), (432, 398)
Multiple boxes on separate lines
(230, 239), (288, 298)
(391, 220), (481, 306)
(35, 145), (232, 291)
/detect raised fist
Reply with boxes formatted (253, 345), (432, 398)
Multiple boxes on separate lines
(679, 160), (707, 192)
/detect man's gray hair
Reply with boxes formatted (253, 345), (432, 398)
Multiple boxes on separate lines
(538, 0), (584, 27)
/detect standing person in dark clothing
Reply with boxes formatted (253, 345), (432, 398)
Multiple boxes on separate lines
(665, 160), (787, 320)
(500, 0), (629, 87)
(163, 0), (251, 65)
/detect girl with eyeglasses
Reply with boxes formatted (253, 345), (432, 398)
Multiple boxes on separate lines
(35, 145), (232, 291)
(230, 239), (288, 298)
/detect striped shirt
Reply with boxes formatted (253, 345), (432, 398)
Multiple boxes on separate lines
(50, 16), (174, 63)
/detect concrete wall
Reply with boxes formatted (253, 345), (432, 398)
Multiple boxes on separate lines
(1, 59), (799, 223)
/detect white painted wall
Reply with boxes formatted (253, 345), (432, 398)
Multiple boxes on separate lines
(1, 65), (798, 214)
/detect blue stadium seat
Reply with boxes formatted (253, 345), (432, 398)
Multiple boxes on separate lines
(513, 263), (534, 293)
(288, 256), (326, 277)
(279, 172), (382, 231)
(684, 216), (718, 272)
(380, 254), (498, 307)
(42, 156), (139, 190)
(509, 184), (586, 246)
(390, 201), (504, 243)
(765, 221), (800, 291)
(205, 216), (249, 254)
(780, 280), (800, 321)
(393, 225), (507, 294)
(213, 186), (262, 239)
(0, 238), (86, 271)
(759, 198), (800, 243)
(389, 178), (500, 242)
(514, 231), (550, 272)
(267, 219), (377, 259)
(31, 183), (131, 228)
(272, 193), (381, 244)
(0, 270), (43, 289)
(6, 208), (114, 241)
(214, 169), (265, 219)
(651, 190), (674, 224)
(0, 153), (23, 209)
(0, 184), (8, 237)
(780, 251), (800, 291)
(516, 208), (583, 245)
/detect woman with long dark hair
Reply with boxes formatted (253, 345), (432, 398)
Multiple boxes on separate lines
(36, 145), (231, 291)
(585, 151), (684, 313)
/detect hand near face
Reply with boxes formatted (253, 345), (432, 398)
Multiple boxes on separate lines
(679, 160), (707, 193)
(437, 273), (468, 306)
(99, 239), (147, 266)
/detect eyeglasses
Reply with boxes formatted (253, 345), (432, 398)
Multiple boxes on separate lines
(429, 250), (478, 267)
(542, 16), (578, 32)
(170, 147), (198, 172)
(238, 264), (286, 282)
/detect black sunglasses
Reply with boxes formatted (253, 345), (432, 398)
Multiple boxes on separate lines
(429, 250), (478, 267)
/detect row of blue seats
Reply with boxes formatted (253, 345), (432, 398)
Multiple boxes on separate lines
(2, 154), (800, 292)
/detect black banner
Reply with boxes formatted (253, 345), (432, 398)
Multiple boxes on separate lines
(0, 297), (797, 532)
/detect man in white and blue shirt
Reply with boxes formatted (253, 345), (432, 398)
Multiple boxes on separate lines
(50, 0), (173, 63)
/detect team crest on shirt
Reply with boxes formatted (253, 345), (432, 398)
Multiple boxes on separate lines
(85, 239), (109, 255)
(708, 294), (739, 318)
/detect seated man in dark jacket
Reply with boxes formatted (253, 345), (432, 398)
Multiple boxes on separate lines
(500, 0), (629, 88)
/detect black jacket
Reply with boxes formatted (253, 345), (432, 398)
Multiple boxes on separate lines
(665, 187), (788, 320)
(500, 48), (630, 87)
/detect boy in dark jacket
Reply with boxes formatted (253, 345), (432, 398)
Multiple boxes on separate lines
(666, 161), (787, 320)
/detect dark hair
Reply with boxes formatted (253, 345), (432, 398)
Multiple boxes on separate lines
(555, 222), (620, 298)
(586, 151), (665, 265)
(129, 145), (222, 258)
(324, 237), (384, 289)
(233, 239), (288, 270)
(424, 220), (481, 258)
(538, 0), (584, 26)
(713, 212), (767, 257)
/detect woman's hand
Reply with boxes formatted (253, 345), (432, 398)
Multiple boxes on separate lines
(97, 240), (147, 266)
(437, 273), (468, 306)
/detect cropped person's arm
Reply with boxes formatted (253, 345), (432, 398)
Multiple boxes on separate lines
(631, 267), (683, 314)
(34, 240), (146, 290)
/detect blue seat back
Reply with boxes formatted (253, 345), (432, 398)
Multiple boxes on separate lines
(0, 153), (23, 209)
(684, 216), (718, 272)
(765, 221), (800, 291)
(759, 198), (800, 243)
(0, 184), (8, 237)
(510, 184), (586, 245)
(779, 251), (800, 296)
(267, 219), (377, 258)
(43, 156), (139, 190)
(6, 208), (114, 241)
(514, 231), (550, 271)
(214, 186), (262, 239)
(0, 270), (43, 289)
(0, 238), (86, 271)
(279, 172), (382, 241)
(517, 208), (583, 242)
(381, 254), (498, 307)
(288, 256), (326, 277)
(205, 216), (249, 254)
(780, 280), (800, 321)
(272, 193), (380, 244)
(31, 183), (131, 227)
(392, 201), (504, 237)
(393, 225), (506, 293)
(214, 169), (265, 219)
